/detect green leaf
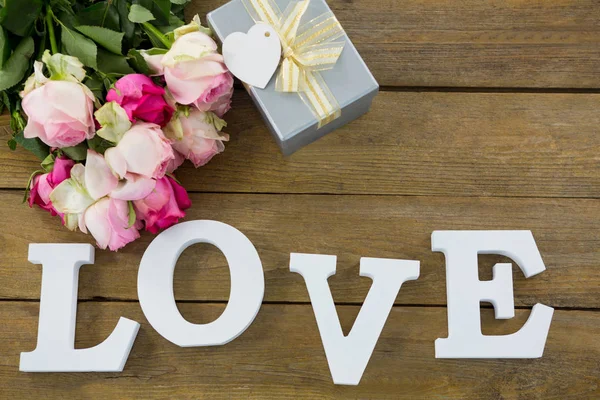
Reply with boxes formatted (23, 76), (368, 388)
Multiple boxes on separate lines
(170, 0), (189, 4)
(61, 25), (98, 69)
(75, 25), (124, 55)
(0, 0), (43, 36)
(128, 4), (155, 24)
(0, 27), (10, 69)
(137, 0), (171, 25)
(41, 153), (56, 172)
(127, 201), (136, 228)
(97, 48), (135, 76)
(127, 48), (150, 74)
(115, 0), (136, 48)
(144, 47), (169, 56)
(77, 1), (120, 31)
(14, 131), (50, 160)
(146, 33), (166, 49)
(158, 14), (185, 34)
(171, 3), (188, 20)
(1, 92), (14, 113)
(61, 142), (88, 161)
(84, 75), (105, 100)
(56, 10), (79, 30)
(2, 91), (16, 114)
(87, 135), (114, 155)
(0, 36), (35, 91)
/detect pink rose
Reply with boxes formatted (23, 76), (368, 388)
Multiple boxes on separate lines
(134, 176), (192, 234)
(204, 80), (234, 118)
(29, 157), (75, 219)
(166, 150), (185, 174)
(106, 74), (174, 127)
(84, 197), (141, 252)
(105, 122), (175, 179)
(22, 81), (95, 147)
(145, 32), (234, 117)
(51, 150), (156, 246)
(165, 109), (229, 168)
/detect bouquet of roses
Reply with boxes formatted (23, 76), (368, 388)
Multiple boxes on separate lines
(0, 0), (234, 251)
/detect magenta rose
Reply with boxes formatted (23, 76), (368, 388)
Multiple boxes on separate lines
(144, 32), (234, 117)
(106, 74), (174, 127)
(134, 176), (192, 234)
(29, 157), (76, 220)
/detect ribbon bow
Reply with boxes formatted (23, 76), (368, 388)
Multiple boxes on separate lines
(242, 0), (346, 127)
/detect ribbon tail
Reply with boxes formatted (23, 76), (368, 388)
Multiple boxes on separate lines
(298, 70), (341, 128)
(276, 58), (302, 93)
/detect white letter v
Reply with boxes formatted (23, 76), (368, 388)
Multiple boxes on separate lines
(291, 254), (419, 385)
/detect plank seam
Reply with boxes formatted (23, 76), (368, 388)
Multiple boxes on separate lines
(0, 187), (599, 200)
(232, 85), (600, 94)
(1, 298), (598, 312)
(379, 86), (600, 94)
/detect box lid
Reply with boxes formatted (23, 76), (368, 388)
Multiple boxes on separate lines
(207, 0), (379, 140)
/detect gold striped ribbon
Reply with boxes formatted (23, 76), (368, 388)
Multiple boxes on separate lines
(242, 0), (346, 127)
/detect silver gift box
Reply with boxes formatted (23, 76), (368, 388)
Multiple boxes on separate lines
(207, 0), (379, 155)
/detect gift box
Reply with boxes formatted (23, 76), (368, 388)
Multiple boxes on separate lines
(207, 0), (379, 155)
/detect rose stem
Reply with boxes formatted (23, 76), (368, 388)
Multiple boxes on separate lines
(141, 22), (172, 49)
(46, 7), (59, 55)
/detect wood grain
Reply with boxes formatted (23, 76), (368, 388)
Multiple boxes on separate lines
(1, 0), (598, 398)
(2, 92), (599, 197)
(3, 302), (599, 399)
(2, 191), (598, 308)
(187, 0), (600, 88)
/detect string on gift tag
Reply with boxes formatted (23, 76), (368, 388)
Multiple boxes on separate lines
(242, 0), (346, 127)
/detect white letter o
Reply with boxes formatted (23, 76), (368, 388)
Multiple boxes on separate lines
(138, 220), (265, 347)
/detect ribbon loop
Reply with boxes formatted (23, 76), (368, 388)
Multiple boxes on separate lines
(242, 0), (345, 127)
(293, 41), (345, 71)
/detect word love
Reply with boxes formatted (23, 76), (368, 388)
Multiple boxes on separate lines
(20, 221), (554, 386)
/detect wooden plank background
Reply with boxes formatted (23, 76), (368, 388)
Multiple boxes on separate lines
(0, 0), (599, 398)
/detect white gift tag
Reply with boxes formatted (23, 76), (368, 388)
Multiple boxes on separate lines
(223, 23), (281, 89)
